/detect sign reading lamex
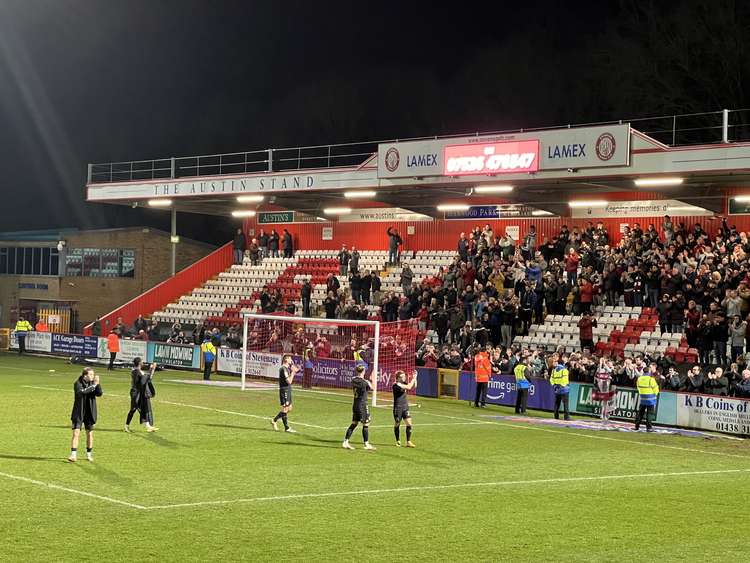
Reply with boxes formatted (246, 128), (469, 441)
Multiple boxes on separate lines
(443, 140), (539, 176)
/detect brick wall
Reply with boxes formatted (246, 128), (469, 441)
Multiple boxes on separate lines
(0, 228), (214, 330)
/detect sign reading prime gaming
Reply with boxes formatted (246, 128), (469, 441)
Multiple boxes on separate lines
(444, 140), (539, 176)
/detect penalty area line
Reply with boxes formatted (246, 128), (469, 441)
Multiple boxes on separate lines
(0, 470), (146, 510)
(144, 468), (750, 510)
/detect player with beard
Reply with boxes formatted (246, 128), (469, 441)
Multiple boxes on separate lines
(392, 370), (417, 447)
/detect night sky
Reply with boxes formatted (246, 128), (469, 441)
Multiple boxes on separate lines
(1, 0), (747, 244)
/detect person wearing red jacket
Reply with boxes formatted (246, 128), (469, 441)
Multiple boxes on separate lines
(579, 278), (595, 314)
(577, 311), (597, 352)
(473, 345), (492, 408)
(564, 248), (580, 286)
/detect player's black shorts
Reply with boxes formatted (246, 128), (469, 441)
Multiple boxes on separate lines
(393, 407), (411, 423)
(279, 387), (292, 406)
(72, 419), (95, 431)
(352, 404), (370, 424)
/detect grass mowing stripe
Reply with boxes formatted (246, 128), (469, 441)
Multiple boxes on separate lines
(144, 468), (750, 510)
(0, 470), (146, 510)
(417, 409), (750, 460)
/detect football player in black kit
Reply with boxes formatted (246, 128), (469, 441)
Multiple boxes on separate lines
(342, 365), (376, 450)
(271, 354), (298, 433)
(392, 370), (417, 447)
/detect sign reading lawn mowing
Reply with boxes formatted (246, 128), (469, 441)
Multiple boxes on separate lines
(153, 342), (198, 368)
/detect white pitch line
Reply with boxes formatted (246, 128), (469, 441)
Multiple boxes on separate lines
(417, 410), (750, 460)
(144, 468), (750, 510)
(154, 399), (327, 429)
(0, 470), (146, 510)
(21, 385), (327, 429)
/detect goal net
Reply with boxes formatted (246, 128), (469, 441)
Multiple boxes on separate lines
(239, 313), (418, 406)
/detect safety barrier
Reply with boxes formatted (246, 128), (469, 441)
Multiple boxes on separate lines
(83, 242), (233, 335)
(9, 332), (748, 437)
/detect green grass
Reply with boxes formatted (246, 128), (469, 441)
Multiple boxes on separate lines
(1, 352), (749, 562)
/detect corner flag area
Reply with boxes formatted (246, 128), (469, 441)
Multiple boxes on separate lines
(1, 353), (748, 561)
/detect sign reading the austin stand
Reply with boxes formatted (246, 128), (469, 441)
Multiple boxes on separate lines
(378, 124), (630, 178)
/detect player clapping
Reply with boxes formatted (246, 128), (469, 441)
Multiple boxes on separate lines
(342, 365), (376, 450)
(392, 370), (417, 447)
(68, 367), (102, 463)
(271, 354), (299, 433)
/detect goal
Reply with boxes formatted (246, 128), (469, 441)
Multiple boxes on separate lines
(239, 313), (418, 406)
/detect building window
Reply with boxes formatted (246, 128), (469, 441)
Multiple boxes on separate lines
(0, 246), (60, 276)
(64, 248), (136, 278)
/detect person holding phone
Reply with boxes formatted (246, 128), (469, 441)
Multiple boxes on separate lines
(125, 357), (158, 432)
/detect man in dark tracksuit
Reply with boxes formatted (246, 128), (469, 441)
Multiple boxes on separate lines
(125, 357), (158, 432)
(68, 367), (103, 462)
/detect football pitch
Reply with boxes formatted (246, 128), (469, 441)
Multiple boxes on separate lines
(1, 353), (749, 562)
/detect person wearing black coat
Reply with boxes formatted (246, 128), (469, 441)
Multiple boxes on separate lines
(232, 228), (247, 265)
(682, 366), (704, 394)
(282, 229), (294, 258)
(68, 367), (103, 462)
(704, 367), (730, 396)
(360, 271), (372, 305)
(268, 229), (280, 257)
(125, 357), (158, 432)
(301, 280), (312, 317)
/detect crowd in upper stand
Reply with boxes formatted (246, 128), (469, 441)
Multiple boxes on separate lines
(410, 216), (750, 397)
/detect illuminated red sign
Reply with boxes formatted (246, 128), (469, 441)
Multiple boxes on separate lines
(443, 140), (540, 176)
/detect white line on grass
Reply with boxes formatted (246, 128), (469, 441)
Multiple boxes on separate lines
(144, 468), (750, 510)
(0, 470), (146, 510)
(21, 385), (327, 429)
(417, 410), (750, 460)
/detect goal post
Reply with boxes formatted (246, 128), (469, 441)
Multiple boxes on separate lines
(239, 312), (417, 407)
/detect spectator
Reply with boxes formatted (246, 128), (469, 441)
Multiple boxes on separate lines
(577, 311), (597, 352)
(268, 229), (280, 257)
(258, 228), (269, 258)
(133, 315), (148, 334)
(301, 279), (312, 317)
(360, 270), (372, 305)
(248, 238), (260, 265)
(400, 264), (414, 294)
(730, 315), (747, 363)
(387, 226), (402, 265)
(704, 367), (729, 396)
(233, 228), (247, 265)
(338, 244), (350, 275)
(349, 246), (360, 274)
(735, 369), (750, 398)
(282, 229), (294, 258)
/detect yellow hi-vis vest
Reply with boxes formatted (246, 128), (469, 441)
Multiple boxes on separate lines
(14, 320), (33, 333)
(636, 374), (659, 407)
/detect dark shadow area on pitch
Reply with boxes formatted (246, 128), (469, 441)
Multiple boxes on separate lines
(131, 432), (181, 449)
(72, 460), (134, 487)
(0, 452), (62, 462)
(41, 425), (126, 434)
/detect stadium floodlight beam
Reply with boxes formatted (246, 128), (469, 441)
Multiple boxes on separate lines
(231, 210), (257, 217)
(474, 185), (514, 193)
(323, 207), (352, 214)
(437, 204), (470, 211)
(147, 199), (173, 207)
(343, 191), (377, 198)
(734, 195), (750, 202)
(633, 177), (684, 187)
(236, 195), (264, 203)
(568, 200), (608, 208)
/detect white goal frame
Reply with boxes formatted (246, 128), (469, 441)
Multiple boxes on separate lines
(240, 313), (381, 406)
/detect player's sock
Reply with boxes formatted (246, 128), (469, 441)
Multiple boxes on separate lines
(362, 426), (369, 443)
(69, 448), (77, 458)
(273, 411), (284, 422)
(406, 425), (412, 441)
(281, 413), (289, 430)
(345, 423), (357, 440)
(394, 426), (400, 441)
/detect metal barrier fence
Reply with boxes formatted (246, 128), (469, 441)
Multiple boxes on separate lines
(88, 108), (750, 185)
